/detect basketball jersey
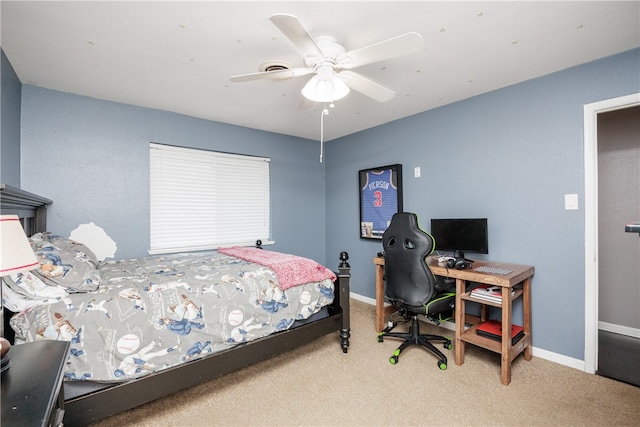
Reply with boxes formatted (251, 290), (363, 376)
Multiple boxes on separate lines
(361, 169), (398, 238)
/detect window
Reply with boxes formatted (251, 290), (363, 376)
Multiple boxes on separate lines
(149, 143), (270, 254)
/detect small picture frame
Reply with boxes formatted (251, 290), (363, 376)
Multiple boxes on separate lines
(359, 164), (403, 240)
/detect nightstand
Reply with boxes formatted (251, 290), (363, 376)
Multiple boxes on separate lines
(1, 340), (69, 427)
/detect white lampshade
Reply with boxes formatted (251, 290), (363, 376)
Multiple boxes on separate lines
(0, 215), (39, 277)
(301, 68), (350, 103)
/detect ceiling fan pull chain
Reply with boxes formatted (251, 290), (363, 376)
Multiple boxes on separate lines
(320, 105), (329, 162)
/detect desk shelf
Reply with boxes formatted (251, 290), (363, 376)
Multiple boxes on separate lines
(462, 287), (524, 308)
(460, 324), (532, 362)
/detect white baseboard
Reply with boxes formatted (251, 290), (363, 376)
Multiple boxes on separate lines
(531, 346), (585, 370)
(598, 321), (640, 338)
(351, 291), (587, 372)
(350, 292), (377, 306)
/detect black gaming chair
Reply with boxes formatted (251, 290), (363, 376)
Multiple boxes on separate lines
(377, 212), (455, 369)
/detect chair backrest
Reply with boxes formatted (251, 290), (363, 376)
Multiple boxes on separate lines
(382, 212), (438, 307)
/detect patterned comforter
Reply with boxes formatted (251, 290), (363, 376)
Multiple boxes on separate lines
(6, 234), (335, 382)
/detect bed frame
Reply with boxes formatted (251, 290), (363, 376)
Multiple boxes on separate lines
(1, 184), (351, 426)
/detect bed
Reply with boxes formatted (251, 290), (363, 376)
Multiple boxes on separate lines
(0, 184), (351, 426)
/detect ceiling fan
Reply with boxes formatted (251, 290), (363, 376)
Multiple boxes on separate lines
(230, 13), (424, 105)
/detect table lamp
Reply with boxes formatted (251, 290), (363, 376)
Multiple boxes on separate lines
(0, 214), (39, 372)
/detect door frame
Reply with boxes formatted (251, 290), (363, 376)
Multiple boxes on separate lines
(583, 92), (640, 374)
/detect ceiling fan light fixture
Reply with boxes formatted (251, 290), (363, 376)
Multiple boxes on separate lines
(301, 73), (350, 103)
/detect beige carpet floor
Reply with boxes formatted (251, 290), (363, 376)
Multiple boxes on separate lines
(91, 300), (640, 426)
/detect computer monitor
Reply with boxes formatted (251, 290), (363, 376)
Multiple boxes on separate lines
(430, 218), (488, 259)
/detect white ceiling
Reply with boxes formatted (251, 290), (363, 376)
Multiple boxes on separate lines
(2, 1), (639, 141)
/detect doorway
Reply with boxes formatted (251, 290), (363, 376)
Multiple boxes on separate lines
(583, 93), (640, 382)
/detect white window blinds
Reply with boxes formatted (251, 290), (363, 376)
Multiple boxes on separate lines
(149, 143), (271, 254)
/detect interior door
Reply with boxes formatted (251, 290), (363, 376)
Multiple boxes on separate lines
(596, 105), (640, 386)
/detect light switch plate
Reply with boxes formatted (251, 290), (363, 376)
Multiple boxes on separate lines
(414, 167), (421, 178)
(565, 193), (579, 210)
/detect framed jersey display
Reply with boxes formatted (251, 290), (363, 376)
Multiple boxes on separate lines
(359, 164), (403, 239)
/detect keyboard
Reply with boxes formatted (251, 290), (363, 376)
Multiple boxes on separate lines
(474, 266), (513, 275)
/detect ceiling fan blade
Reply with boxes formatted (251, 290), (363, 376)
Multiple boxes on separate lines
(230, 67), (312, 83)
(339, 32), (424, 69)
(339, 70), (396, 102)
(269, 13), (324, 57)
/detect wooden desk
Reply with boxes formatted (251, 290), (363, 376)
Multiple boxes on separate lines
(373, 256), (534, 385)
(374, 256), (396, 332)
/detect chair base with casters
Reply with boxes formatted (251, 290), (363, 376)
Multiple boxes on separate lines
(377, 292), (454, 369)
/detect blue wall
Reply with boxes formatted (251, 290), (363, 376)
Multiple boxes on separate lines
(324, 48), (640, 360)
(1, 50), (22, 186)
(19, 87), (328, 262)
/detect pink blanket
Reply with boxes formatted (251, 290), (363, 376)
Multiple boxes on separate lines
(218, 247), (336, 290)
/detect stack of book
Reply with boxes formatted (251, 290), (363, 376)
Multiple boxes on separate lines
(476, 320), (524, 345)
(469, 285), (514, 303)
